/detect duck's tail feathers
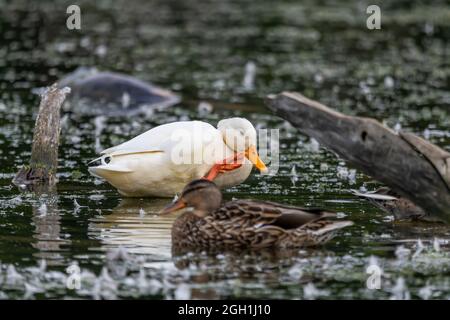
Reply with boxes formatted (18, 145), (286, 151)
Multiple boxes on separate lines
(88, 164), (133, 180)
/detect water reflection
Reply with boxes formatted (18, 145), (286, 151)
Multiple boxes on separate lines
(89, 198), (177, 258)
(31, 191), (70, 264)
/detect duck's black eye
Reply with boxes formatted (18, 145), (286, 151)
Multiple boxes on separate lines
(104, 156), (111, 164)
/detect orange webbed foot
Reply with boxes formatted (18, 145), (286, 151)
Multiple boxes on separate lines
(203, 152), (244, 181)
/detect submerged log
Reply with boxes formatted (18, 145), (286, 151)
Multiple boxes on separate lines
(266, 92), (450, 223)
(13, 84), (70, 188)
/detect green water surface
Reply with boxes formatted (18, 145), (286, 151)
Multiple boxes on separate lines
(0, 0), (449, 299)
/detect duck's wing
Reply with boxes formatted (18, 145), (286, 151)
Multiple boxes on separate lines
(90, 121), (222, 175)
(214, 200), (336, 229)
(100, 121), (219, 156)
(209, 200), (351, 248)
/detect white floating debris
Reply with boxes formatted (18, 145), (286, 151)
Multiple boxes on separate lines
(395, 245), (411, 262)
(100, 267), (114, 284)
(147, 279), (163, 296)
(9, 196), (23, 205)
(305, 138), (320, 152)
(37, 203), (47, 216)
(94, 116), (106, 153)
(242, 61), (256, 91)
(287, 265), (303, 280)
(96, 267), (118, 300)
(80, 36), (91, 48)
(347, 169), (356, 185)
(418, 285), (434, 300)
(314, 73), (323, 84)
(390, 277), (410, 300)
(290, 165), (299, 186)
(424, 23), (434, 35)
(107, 246), (130, 262)
(95, 44), (108, 57)
(139, 208), (145, 217)
(121, 92), (130, 109)
(337, 166), (357, 184)
(197, 101), (213, 115)
(212, 79), (226, 90)
(359, 81), (371, 96)
(6, 265), (24, 286)
(135, 268), (148, 294)
(60, 114), (69, 128)
(303, 282), (326, 300)
(394, 122), (402, 133)
(368, 255), (379, 267)
(336, 212), (347, 218)
(89, 194), (105, 201)
(74, 199), (85, 212)
(384, 76), (395, 89)
(337, 166), (349, 179)
(319, 163), (329, 171)
(23, 283), (42, 299)
(39, 259), (47, 273)
(174, 283), (191, 300)
(433, 238), (441, 252)
(412, 239), (425, 258)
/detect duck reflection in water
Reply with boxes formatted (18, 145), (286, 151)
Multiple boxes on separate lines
(89, 197), (176, 259)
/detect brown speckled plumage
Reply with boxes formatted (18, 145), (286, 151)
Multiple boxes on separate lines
(162, 180), (353, 249)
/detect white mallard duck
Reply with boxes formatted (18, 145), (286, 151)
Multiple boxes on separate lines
(88, 117), (268, 197)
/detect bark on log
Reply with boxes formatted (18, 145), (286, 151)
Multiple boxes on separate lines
(265, 91), (450, 223)
(13, 84), (70, 188)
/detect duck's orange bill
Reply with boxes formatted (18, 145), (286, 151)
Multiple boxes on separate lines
(245, 145), (268, 173)
(160, 199), (186, 215)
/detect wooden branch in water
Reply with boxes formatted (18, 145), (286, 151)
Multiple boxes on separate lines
(13, 84), (70, 188)
(265, 91), (450, 223)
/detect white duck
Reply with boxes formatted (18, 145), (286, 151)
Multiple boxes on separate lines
(88, 118), (268, 197)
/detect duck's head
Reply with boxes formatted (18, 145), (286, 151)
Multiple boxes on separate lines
(160, 179), (222, 218)
(217, 117), (268, 173)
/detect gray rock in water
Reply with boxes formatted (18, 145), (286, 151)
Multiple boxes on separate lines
(58, 67), (180, 116)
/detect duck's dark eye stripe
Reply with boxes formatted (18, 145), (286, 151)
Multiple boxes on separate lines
(182, 180), (216, 196)
(183, 186), (205, 195)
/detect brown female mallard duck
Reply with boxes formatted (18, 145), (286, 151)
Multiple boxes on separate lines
(160, 179), (353, 249)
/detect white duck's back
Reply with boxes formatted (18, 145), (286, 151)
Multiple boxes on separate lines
(101, 120), (218, 156)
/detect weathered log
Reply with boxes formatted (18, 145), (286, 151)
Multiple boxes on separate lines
(13, 84), (70, 188)
(265, 91), (450, 223)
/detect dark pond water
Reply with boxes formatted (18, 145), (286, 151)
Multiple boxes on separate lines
(0, 0), (449, 299)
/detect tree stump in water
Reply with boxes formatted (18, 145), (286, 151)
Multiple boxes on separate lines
(265, 92), (450, 223)
(13, 84), (70, 189)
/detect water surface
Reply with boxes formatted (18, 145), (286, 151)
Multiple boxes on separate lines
(0, 0), (449, 299)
